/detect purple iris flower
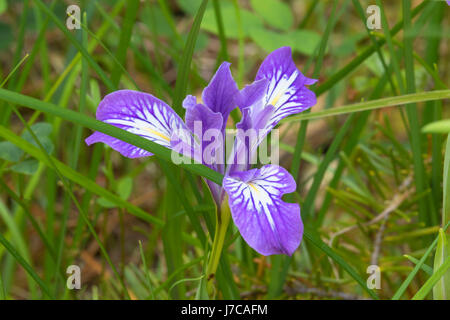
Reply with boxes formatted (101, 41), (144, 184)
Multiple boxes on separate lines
(86, 47), (317, 256)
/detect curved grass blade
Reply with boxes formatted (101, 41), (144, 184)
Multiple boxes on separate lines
(314, 0), (427, 97)
(282, 90), (450, 123)
(422, 120), (450, 134)
(392, 221), (450, 299)
(9, 104), (131, 299)
(138, 241), (155, 300)
(172, 0), (209, 114)
(34, 0), (115, 91)
(0, 232), (54, 299)
(110, 0), (140, 87)
(403, 255), (433, 276)
(0, 200), (38, 298)
(0, 88), (223, 185)
(303, 227), (379, 300)
(268, 0), (343, 298)
(402, 0), (434, 227)
(0, 125), (163, 226)
(413, 256), (450, 300)
(443, 135), (450, 226)
(0, 180), (56, 260)
(169, 275), (205, 299)
(212, 0), (228, 63)
(432, 229), (450, 299)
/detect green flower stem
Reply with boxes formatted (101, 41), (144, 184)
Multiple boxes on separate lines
(206, 203), (231, 293)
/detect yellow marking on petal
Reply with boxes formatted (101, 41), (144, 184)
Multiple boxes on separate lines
(270, 91), (284, 107)
(248, 183), (259, 194)
(142, 127), (170, 142)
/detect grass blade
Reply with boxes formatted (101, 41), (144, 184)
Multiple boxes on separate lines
(0, 88), (223, 185)
(172, 0), (209, 114)
(414, 256), (450, 300)
(303, 227), (379, 300)
(282, 90), (450, 123)
(0, 125), (163, 226)
(110, 0), (140, 87)
(432, 229), (450, 299)
(443, 135), (450, 226)
(0, 232), (54, 299)
(392, 221), (450, 299)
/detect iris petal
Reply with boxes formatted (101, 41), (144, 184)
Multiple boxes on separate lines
(238, 47), (316, 132)
(183, 100), (225, 205)
(230, 47), (317, 173)
(201, 62), (239, 130)
(85, 90), (189, 158)
(256, 46), (317, 128)
(223, 165), (303, 256)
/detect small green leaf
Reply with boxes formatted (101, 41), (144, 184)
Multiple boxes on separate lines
(249, 27), (320, 56)
(288, 30), (322, 56)
(118, 177), (133, 200)
(176, 0), (209, 15)
(249, 28), (291, 53)
(0, 141), (23, 162)
(98, 177), (133, 208)
(422, 120), (450, 134)
(201, 3), (263, 39)
(22, 122), (53, 139)
(97, 197), (117, 209)
(0, 0), (7, 15)
(21, 122), (54, 154)
(433, 229), (450, 300)
(89, 79), (101, 106)
(10, 159), (39, 175)
(30, 136), (54, 154)
(250, 0), (293, 31)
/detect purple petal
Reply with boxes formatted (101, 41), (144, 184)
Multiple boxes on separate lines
(184, 101), (223, 136)
(184, 99), (224, 162)
(202, 62), (239, 130)
(223, 165), (303, 256)
(85, 90), (189, 158)
(183, 98), (226, 205)
(255, 46), (317, 130)
(228, 47), (317, 172)
(236, 78), (269, 110)
(227, 104), (275, 175)
(182, 95), (198, 110)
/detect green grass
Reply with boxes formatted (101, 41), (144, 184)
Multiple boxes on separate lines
(0, 0), (449, 300)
